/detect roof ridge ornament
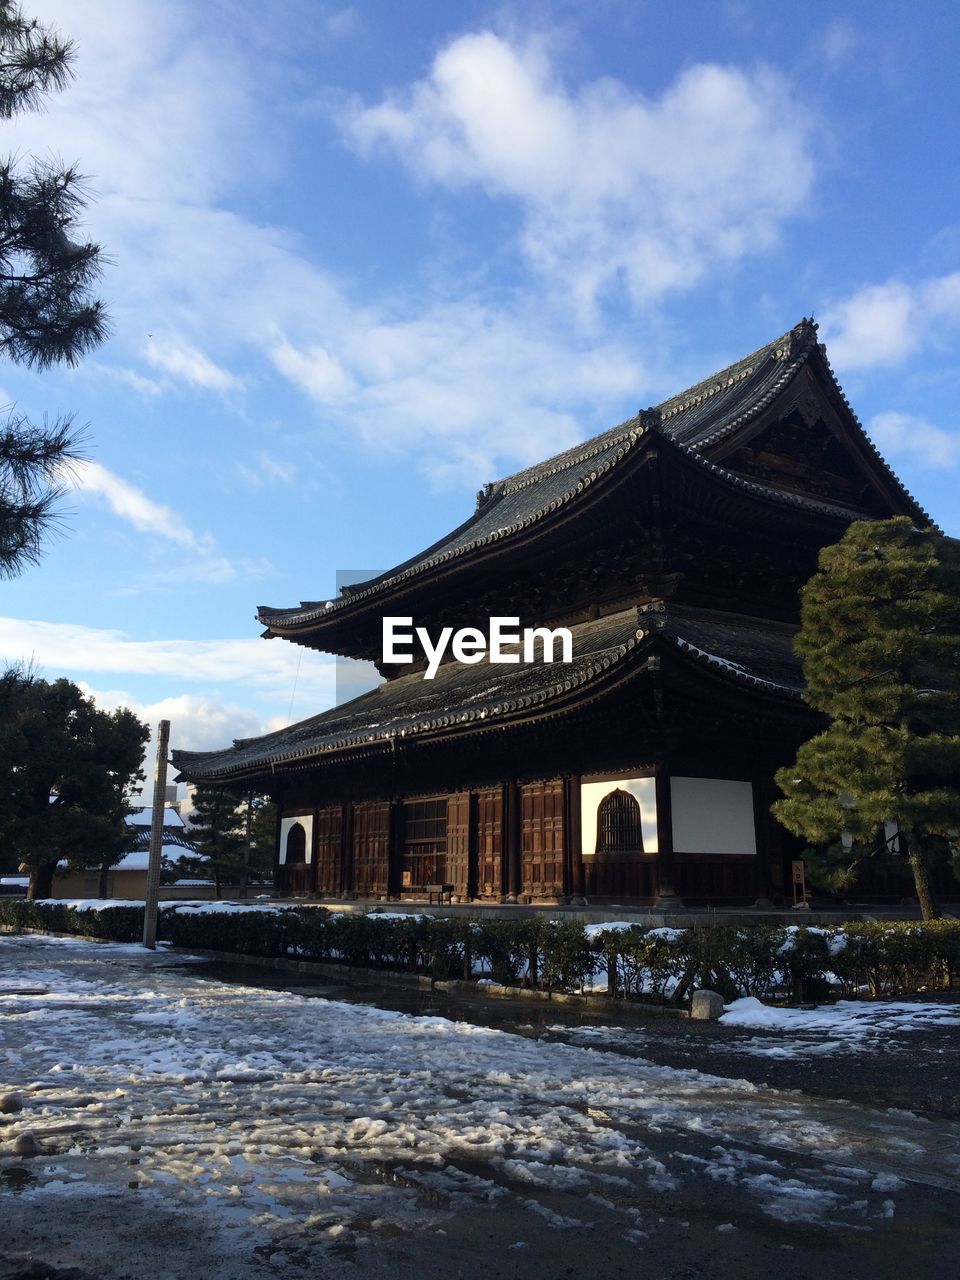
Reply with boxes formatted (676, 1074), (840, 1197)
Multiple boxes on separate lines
(475, 480), (501, 511)
(789, 316), (819, 359)
(636, 600), (668, 629)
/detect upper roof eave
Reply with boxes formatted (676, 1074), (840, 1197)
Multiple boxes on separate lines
(257, 319), (936, 640)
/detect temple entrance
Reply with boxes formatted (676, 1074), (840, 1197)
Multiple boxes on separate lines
(402, 797), (448, 888)
(279, 820), (310, 895)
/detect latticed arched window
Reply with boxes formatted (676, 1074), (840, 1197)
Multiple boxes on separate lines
(285, 822), (307, 864)
(596, 789), (644, 855)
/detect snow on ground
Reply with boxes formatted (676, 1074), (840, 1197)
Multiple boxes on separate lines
(548, 994), (960, 1065)
(721, 996), (960, 1057)
(1, 935), (959, 1262)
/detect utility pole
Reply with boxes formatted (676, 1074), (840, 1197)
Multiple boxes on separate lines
(142, 719), (170, 950)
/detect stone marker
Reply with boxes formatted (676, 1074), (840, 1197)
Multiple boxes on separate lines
(690, 989), (725, 1021)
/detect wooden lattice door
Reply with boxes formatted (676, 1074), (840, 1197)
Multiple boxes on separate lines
(445, 791), (471, 898)
(521, 780), (565, 898)
(314, 805), (342, 897)
(352, 801), (390, 897)
(476, 787), (503, 899)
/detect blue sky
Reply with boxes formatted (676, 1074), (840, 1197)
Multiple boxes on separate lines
(2, 0), (959, 769)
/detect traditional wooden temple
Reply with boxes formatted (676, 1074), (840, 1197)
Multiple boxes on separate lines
(173, 320), (935, 906)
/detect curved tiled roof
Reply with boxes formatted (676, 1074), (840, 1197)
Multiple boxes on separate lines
(174, 604), (803, 783)
(259, 320), (930, 636)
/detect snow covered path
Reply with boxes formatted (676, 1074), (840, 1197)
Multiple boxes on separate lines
(2, 936), (959, 1278)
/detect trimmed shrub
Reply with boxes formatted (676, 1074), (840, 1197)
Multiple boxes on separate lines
(472, 918), (531, 984)
(161, 905), (303, 957)
(829, 921), (960, 996)
(538, 920), (598, 992)
(0, 899), (143, 941)
(4, 899), (958, 1005)
(595, 925), (691, 1001)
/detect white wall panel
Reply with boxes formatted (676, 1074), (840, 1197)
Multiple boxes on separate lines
(670, 777), (756, 855)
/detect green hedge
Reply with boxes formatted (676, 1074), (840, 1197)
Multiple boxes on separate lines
(3, 899), (959, 1002)
(0, 898), (145, 941)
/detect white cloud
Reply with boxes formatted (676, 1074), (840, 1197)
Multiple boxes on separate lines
(3, 5), (653, 479)
(234, 451), (298, 489)
(867, 411), (960, 469)
(821, 272), (960, 370)
(78, 684), (264, 754)
(64, 460), (256, 584)
(344, 32), (818, 313)
(274, 300), (643, 484)
(93, 365), (165, 396)
(269, 338), (353, 401)
(0, 617), (337, 708)
(821, 19), (857, 69)
(323, 7), (361, 41)
(71, 460), (196, 546)
(144, 339), (240, 393)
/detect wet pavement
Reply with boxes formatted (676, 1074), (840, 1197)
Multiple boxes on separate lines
(182, 955), (960, 1120)
(1, 937), (959, 1280)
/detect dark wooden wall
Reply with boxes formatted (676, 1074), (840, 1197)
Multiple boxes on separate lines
(276, 776), (777, 905)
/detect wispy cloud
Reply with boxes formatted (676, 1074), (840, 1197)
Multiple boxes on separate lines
(271, 299), (644, 484)
(343, 32), (819, 315)
(867, 411), (960, 469)
(67, 461), (266, 583)
(234, 451), (298, 489)
(269, 338), (352, 402)
(72, 460), (197, 546)
(144, 338), (241, 393)
(77, 683), (265, 754)
(821, 272), (960, 370)
(0, 616), (337, 706)
(3, 7), (665, 483)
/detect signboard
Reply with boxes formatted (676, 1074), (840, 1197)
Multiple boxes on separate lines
(791, 859), (807, 907)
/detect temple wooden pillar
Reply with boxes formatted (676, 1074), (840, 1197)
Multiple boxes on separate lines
(387, 800), (404, 899)
(754, 771), (779, 904)
(475, 786), (504, 899)
(654, 766), (683, 905)
(566, 775), (585, 904)
(505, 781), (522, 903)
(339, 799), (353, 897)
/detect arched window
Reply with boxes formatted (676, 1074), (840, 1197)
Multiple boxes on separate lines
(285, 822), (307, 864)
(596, 789), (644, 855)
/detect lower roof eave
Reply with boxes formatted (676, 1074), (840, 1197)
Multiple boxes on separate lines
(173, 638), (809, 789)
(172, 649), (655, 787)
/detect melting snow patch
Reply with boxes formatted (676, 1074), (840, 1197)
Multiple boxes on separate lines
(722, 996), (960, 1038)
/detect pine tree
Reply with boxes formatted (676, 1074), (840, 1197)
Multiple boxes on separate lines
(773, 517), (960, 919)
(0, 2), (107, 576)
(185, 787), (244, 900)
(239, 793), (278, 895)
(0, 668), (149, 897)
